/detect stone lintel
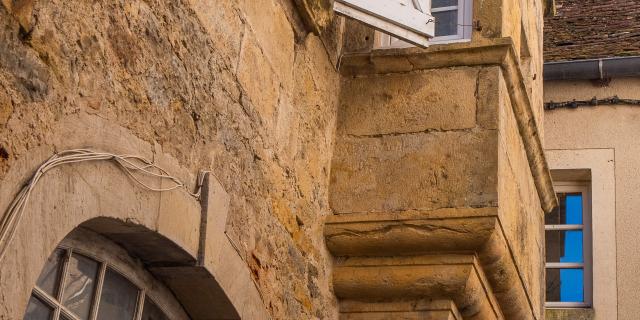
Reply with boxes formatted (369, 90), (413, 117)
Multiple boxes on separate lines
(338, 38), (557, 214)
(324, 209), (538, 319)
(333, 255), (503, 319)
(340, 299), (463, 320)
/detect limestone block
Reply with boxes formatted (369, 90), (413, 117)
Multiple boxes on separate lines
(340, 300), (462, 320)
(291, 0), (333, 35)
(239, 0), (295, 87)
(477, 66), (501, 129)
(0, 87), (11, 126)
(333, 255), (502, 320)
(338, 68), (478, 136)
(330, 130), (498, 213)
(188, 0), (244, 71)
(546, 308), (594, 320)
(325, 209), (538, 320)
(199, 173), (270, 320)
(237, 33), (280, 128)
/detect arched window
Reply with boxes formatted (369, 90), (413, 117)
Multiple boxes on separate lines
(23, 229), (189, 320)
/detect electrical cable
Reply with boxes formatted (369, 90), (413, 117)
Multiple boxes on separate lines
(0, 149), (204, 261)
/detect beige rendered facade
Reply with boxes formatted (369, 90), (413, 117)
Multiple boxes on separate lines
(0, 0), (556, 319)
(544, 77), (640, 320)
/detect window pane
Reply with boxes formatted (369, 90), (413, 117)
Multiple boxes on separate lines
(62, 253), (99, 320)
(35, 248), (66, 297)
(432, 0), (457, 8)
(23, 295), (53, 320)
(546, 192), (583, 225)
(545, 230), (584, 263)
(434, 10), (458, 37)
(96, 268), (139, 320)
(141, 298), (170, 320)
(546, 268), (584, 302)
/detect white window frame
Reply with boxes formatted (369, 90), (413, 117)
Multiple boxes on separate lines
(334, 0), (435, 47)
(375, 0), (473, 49)
(544, 181), (593, 308)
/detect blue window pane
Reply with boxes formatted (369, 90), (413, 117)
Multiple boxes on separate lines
(546, 230), (584, 263)
(546, 268), (584, 302)
(565, 195), (583, 224)
(546, 193), (583, 225)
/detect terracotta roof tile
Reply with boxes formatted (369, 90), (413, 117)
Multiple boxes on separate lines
(544, 0), (640, 61)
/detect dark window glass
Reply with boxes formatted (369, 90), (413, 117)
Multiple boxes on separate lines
(546, 268), (584, 302)
(141, 298), (170, 320)
(62, 253), (99, 320)
(546, 193), (583, 225)
(96, 268), (139, 320)
(432, 0), (457, 7)
(545, 230), (584, 263)
(23, 295), (53, 320)
(35, 249), (66, 297)
(434, 10), (458, 36)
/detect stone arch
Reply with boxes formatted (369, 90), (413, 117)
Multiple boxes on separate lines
(0, 113), (267, 319)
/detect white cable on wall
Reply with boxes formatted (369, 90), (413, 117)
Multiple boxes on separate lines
(0, 149), (204, 261)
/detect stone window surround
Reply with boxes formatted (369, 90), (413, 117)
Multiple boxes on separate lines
(374, 0), (474, 48)
(26, 228), (189, 320)
(545, 148), (617, 320)
(0, 114), (269, 320)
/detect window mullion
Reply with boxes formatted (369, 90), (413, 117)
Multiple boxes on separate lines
(431, 5), (458, 12)
(51, 248), (73, 320)
(32, 287), (81, 320)
(134, 291), (146, 320)
(89, 262), (107, 320)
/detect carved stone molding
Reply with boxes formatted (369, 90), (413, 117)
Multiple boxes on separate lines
(333, 255), (503, 319)
(325, 208), (538, 319)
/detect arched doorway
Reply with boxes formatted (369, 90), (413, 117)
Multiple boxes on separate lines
(24, 228), (189, 320)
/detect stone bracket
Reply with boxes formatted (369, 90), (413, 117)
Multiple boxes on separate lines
(325, 209), (539, 319)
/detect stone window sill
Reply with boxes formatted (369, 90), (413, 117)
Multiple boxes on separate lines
(545, 307), (595, 320)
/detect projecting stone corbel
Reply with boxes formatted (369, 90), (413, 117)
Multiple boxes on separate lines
(333, 255), (503, 319)
(324, 208), (538, 319)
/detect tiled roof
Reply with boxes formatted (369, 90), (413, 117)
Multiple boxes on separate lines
(544, 0), (640, 62)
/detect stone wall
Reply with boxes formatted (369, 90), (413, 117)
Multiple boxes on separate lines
(329, 59), (547, 319)
(0, 0), (340, 318)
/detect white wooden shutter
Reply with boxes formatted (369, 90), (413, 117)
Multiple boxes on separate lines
(334, 0), (435, 48)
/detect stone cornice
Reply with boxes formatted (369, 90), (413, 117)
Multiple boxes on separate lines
(338, 38), (558, 214)
(333, 255), (504, 319)
(325, 209), (539, 319)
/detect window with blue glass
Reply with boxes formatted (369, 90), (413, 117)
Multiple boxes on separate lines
(545, 184), (592, 308)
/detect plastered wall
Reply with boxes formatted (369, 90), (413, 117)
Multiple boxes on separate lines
(545, 78), (640, 320)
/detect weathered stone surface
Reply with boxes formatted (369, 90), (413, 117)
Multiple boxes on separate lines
(330, 130), (498, 213)
(333, 255), (502, 319)
(546, 308), (594, 320)
(338, 67), (479, 136)
(237, 32), (281, 128)
(340, 300), (462, 320)
(0, 0), (340, 318)
(189, 0), (245, 72)
(239, 0), (295, 87)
